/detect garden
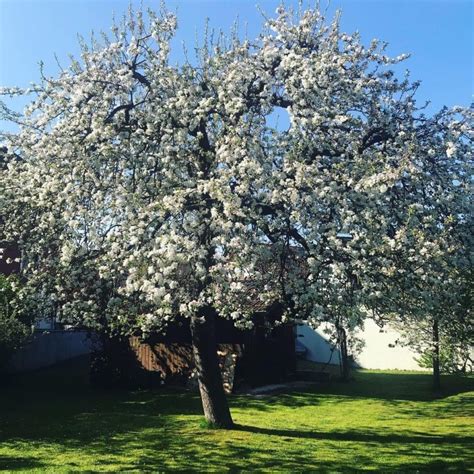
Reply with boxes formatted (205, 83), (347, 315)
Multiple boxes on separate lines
(1, 357), (473, 472)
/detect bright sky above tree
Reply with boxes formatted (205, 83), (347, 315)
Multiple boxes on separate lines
(0, 0), (472, 116)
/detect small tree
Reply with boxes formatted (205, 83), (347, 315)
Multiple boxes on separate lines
(1, 4), (471, 426)
(307, 251), (366, 381)
(391, 262), (473, 385)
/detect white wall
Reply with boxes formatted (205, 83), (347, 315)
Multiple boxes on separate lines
(297, 320), (427, 371)
(297, 323), (342, 365)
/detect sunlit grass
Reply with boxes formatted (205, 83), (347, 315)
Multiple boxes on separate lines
(0, 358), (472, 472)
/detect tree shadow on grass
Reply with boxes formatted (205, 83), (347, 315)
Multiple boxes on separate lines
(228, 371), (474, 415)
(117, 389), (203, 415)
(227, 424), (473, 473)
(233, 423), (474, 446)
(383, 391), (474, 420)
(0, 456), (46, 470)
(310, 371), (474, 401)
(1, 404), (472, 472)
(1, 361), (473, 472)
(114, 423), (473, 473)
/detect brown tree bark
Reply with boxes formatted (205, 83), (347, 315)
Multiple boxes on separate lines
(190, 306), (234, 428)
(432, 320), (441, 390)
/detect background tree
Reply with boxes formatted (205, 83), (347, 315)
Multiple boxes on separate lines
(371, 106), (473, 389)
(390, 254), (473, 386)
(0, 275), (32, 371)
(1, 4), (471, 426)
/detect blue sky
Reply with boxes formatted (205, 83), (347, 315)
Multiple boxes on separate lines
(0, 0), (472, 125)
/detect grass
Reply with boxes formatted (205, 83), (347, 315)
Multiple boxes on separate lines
(0, 357), (473, 472)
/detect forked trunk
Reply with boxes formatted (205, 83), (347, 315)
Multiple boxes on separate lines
(432, 320), (441, 390)
(190, 307), (234, 429)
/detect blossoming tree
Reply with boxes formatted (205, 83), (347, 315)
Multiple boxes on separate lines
(375, 108), (473, 388)
(1, 5), (471, 426)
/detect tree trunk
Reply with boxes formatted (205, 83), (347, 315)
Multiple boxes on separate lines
(190, 307), (234, 428)
(336, 322), (350, 382)
(340, 327), (350, 382)
(432, 320), (441, 390)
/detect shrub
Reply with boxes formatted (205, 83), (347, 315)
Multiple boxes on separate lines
(415, 343), (473, 374)
(0, 275), (31, 369)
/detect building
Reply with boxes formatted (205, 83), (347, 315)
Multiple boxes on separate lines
(297, 320), (428, 371)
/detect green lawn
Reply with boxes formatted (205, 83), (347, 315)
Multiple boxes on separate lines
(1, 358), (473, 472)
